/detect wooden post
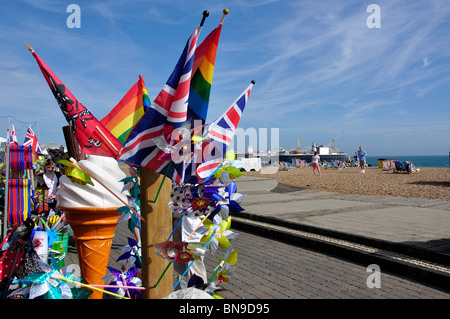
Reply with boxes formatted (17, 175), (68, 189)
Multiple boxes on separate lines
(140, 167), (173, 299)
(63, 125), (86, 162)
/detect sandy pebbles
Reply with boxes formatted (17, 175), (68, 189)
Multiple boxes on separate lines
(244, 166), (450, 200)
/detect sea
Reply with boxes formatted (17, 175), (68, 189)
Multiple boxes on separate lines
(365, 155), (450, 168)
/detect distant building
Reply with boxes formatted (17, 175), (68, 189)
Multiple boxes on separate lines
(41, 142), (66, 154)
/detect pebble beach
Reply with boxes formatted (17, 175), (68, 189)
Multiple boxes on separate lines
(244, 166), (450, 200)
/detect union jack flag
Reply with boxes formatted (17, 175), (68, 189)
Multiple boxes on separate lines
(119, 25), (201, 184)
(196, 81), (255, 180)
(23, 126), (43, 154)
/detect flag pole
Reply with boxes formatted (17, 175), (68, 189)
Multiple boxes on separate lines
(200, 10), (209, 27)
(220, 8), (229, 24)
(2, 118), (11, 239)
(95, 126), (119, 155)
(26, 43), (34, 52)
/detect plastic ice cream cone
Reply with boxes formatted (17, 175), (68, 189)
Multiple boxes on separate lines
(59, 206), (123, 299)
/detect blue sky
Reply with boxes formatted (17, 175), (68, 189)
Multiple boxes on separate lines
(1, 0), (449, 156)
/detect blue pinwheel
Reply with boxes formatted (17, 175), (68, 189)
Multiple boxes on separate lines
(117, 237), (142, 268)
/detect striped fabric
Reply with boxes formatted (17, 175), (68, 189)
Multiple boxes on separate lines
(7, 179), (33, 227)
(9, 145), (33, 170)
(196, 81), (254, 180)
(100, 75), (150, 145)
(119, 26), (200, 184)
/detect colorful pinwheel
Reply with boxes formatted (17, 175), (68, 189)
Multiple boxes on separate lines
(179, 247), (238, 299)
(102, 257), (142, 299)
(10, 256), (91, 299)
(57, 159), (93, 186)
(201, 215), (238, 256)
(209, 247), (238, 286)
(117, 237), (142, 268)
(153, 122), (193, 164)
(153, 241), (204, 264)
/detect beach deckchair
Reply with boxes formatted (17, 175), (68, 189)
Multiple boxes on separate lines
(393, 160), (419, 174)
(292, 159), (303, 168)
(7, 179), (34, 227)
(286, 162), (295, 169)
(404, 161), (419, 173)
(294, 159), (304, 168)
(381, 160), (391, 171)
(278, 162), (289, 171)
(393, 161), (405, 173)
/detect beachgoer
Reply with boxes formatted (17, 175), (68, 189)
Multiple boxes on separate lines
(357, 146), (367, 173)
(35, 159), (61, 210)
(311, 151), (321, 176)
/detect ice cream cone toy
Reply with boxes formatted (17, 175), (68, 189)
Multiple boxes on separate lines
(59, 206), (123, 299)
(68, 157), (144, 222)
(56, 155), (133, 299)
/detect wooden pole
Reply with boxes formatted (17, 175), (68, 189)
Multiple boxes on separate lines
(63, 125), (86, 162)
(140, 167), (173, 299)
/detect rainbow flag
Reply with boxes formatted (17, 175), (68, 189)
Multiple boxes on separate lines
(101, 75), (150, 145)
(188, 23), (223, 124)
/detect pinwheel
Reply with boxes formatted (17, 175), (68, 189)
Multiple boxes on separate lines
(57, 159), (93, 186)
(179, 247), (238, 299)
(102, 257), (142, 299)
(208, 247), (238, 286)
(169, 183), (195, 214)
(169, 183), (224, 218)
(9, 256), (91, 299)
(200, 215), (238, 256)
(115, 197), (141, 224)
(153, 122), (211, 165)
(214, 165), (243, 181)
(153, 122), (194, 164)
(153, 241), (205, 264)
(117, 237), (142, 268)
(215, 180), (246, 220)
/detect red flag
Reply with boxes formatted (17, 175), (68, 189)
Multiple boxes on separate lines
(26, 44), (122, 158)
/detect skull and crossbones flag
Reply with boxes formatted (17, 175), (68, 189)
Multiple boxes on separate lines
(27, 44), (122, 159)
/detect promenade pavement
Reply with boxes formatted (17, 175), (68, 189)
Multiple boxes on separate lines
(63, 173), (450, 298)
(235, 174), (450, 255)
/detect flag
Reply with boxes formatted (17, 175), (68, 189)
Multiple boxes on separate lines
(27, 44), (122, 158)
(188, 23), (223, 124)
(119, 26), (201, 183)
(23, 126), (43, 154)
(100, 75), (150, 145)
(9, 124), (18, 145)
(196, 81), (255, 180)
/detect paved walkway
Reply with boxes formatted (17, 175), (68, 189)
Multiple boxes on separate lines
(63, 174), (450, 298)
(236, 175), (450, 255)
